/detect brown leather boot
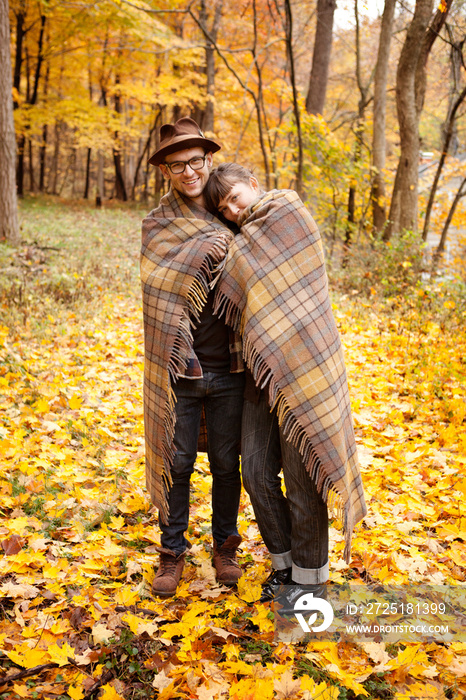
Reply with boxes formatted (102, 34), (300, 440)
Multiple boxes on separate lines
(212, 535), (242, 586)
(152, 547), (186, 597)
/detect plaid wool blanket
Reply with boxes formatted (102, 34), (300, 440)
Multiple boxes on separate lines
(216, 189), (367, 561)
(140, 189), (239, 523)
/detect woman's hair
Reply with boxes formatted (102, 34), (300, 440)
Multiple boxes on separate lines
(204, 162), (257, 213)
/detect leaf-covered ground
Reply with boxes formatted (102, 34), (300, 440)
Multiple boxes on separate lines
(0, 199), (465, 700)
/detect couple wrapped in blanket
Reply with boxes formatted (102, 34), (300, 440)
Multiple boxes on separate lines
(141, 162), (367, 599)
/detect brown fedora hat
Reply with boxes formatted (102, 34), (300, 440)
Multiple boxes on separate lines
(148, 117), (221, 166)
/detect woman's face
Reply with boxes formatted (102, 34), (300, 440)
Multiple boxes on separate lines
(217, 178), (260, 223)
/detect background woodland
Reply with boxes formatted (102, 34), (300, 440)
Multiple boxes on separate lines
(1, 0), (466, 282)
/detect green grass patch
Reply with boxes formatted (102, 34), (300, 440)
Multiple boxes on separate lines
(1, 195), (144, 328)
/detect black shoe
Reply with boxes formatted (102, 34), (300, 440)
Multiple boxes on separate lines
(259, 567), (292, 602)
(274, 581), (327, 616)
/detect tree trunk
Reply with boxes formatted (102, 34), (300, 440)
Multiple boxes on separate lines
(199, 0), (223, 133)
(113, 76), (127, 201)
(250, 0), (271, 189)
(0, 0), (20, 244)
(84, 148), (92, 199)
(17, 134), (25, 197)
(371, 0), (396, 233)
(284, 0), (303, 198)
(31, 14), (46, 106)
(384, 0), (435, 239)
(436, 176), (466, 256)
(16, 12), (46, 196)
(132, 112), (159, 199)
(13, 7), (24, 105)
(345, 0), (373, 250)
(113, 147), (127, 201)
(39, 123), (48, 191)
(13, 7), (25, 196)
(305, 0), (336, 115)
(385, 0), (453, 239)
(28, 137), (35, 192)
(415, 0), (454, 116)
(441, 29), (464, 156)
(39, 62), (49, 192)
(96, 150), (104, 207)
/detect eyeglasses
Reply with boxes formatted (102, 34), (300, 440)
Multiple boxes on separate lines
(163, 155), (207, 174)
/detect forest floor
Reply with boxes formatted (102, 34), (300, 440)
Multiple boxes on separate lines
(0, 197), (466, 700)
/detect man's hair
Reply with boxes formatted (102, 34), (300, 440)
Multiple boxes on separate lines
(204, 162), (257, 213)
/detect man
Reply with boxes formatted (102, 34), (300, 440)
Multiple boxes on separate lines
(141, 118), (245, 597)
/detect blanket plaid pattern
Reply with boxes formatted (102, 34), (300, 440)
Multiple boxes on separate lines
(140, 189), (239, 523)
(216, 189), (367, 561)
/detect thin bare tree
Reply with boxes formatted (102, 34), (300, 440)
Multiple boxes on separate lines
(0, 0), (20, 244)
(371, 0), (396, 233)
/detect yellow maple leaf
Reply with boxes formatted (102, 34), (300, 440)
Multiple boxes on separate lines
(35, 398), (50, 413)
(48, 641), (76, 666)
(6, 517), (30, 535)
(13, 684), (29, 698)
(50, 618), (73, 635)
(100, 684), (125, 700)
(400, 681), (445, 697)
(313, 683), (339, 700)
(92, 623), (115, 644)
(69, 394), (82, 409)
(236, 576), (261, 603)
(114, 586), (139, 605)
(5, 648), (50, 668)
(109, 515), (125, 529)
(230, 677), (274, 700)
(68, 686), (85, 700)
(122, 612), (158, 637)
(222, 659), (256, 676)
(99, 538), (125, 558)
(249, 606), (274, 633)
(388, 644), (423, 670)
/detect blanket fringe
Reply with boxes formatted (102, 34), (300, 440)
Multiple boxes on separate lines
(212, 290), (244, 330)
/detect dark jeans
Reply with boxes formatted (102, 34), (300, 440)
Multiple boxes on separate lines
(242, 396), (329, 584)
(160, 372), (244, 554)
